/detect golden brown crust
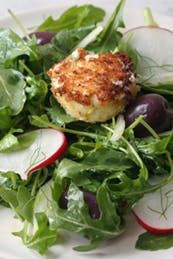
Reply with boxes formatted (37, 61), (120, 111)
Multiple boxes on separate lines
(48, 48), (137, 106)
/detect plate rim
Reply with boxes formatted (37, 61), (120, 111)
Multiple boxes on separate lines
(1, 2), (173, 259)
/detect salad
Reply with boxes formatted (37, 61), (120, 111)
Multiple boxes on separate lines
(0, 0), (173, 255)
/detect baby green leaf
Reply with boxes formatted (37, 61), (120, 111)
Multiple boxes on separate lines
(0, 28), (31, 64)
(37, 5), (105, 32)
(136, 231), (173, 251)
(0, 68), (26, 115)
(14, 212), (57, 254)
(87, 0), (125, 52)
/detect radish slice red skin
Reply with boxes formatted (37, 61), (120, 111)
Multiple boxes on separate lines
(124, 25), (173, 35)
(28, 130), (68, 174)
(133, 180), (173, 235)
(133, 211), (173, 235)
(0, 129), (68, 179)
(121, 26), (173, 86)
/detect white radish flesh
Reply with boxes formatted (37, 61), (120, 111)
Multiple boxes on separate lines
(0, 129), (67, 179)
(133, 181), (173, 234)
(121, 26), (173, 85)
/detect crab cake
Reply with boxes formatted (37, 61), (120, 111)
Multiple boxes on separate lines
(48, 48), (139, 123)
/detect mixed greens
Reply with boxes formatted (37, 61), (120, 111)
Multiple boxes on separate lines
(0, 0), (173, 255)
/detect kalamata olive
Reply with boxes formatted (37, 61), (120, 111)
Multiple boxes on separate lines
(59, 190), (100, 219)
(83, 191), (100, 219)
(59, 190), (68, 209)
(125, 93), (173, 137)
(29, 31), (55, 45)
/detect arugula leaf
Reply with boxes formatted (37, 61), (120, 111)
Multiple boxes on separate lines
(49, 182), (124, 251)
(131, 131), (173, 177)
(118, 32), (138, 68)
(37, 5), (105, 32)
(136, 232), (173, 251)
(0, 68), (26, 115)
(24, 76), (48, 115)
(0, 170), (56, 254)
(141, 83), (173, 96)
(54, 149), (132, 188)
(0, 171), (22, 189)
(87, 0), (125, 52)
(29, 114), (51, 128)
(25, 76), (48, 102)
(83, 147), (132, 169)
(0, 132), (18, 152)
(137, 133), (173, 155)
(0, 172), (25, 209)
(52, 25), (95, 54)
(0, 186), (18, 208)
(34, 180), (53, 213)
(16, 185), (35, 222)
(0, 175), (33, 220)
(68, 141), (95, 159)
(0, 131), (36, 153)
(0, 107), (12, 130)
(14, 212), (57, 255)
(0, 28), (31, 64)
(36, 43), (65, 71)
(47, 97), (75, 126)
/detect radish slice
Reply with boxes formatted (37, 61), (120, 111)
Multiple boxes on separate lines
(133, 182), (173, 234)
(121, 26), (173, 85)
(0, 129), (67, 179)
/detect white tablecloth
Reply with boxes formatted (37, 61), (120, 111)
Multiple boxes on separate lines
(0, 0), (173, 18)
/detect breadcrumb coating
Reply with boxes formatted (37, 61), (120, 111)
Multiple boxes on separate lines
(48, 48), (139, 122)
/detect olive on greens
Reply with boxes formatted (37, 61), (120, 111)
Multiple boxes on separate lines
(59, 190), (100, 219)
(29, 31), (55, 45)
(124, 94), (173, 137)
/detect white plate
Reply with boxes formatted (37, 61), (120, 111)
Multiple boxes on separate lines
(1, 1), (173, 259)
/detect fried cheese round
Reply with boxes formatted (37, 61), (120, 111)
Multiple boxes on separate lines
(48, 48), (139, 123)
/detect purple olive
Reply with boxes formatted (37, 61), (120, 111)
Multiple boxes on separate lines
(29, 31), (55, 45)
(59, 190), (68, 210)
(125, 94), (173, 137)
(83, 191), (100, 219)
(59, 190), (100, 219)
